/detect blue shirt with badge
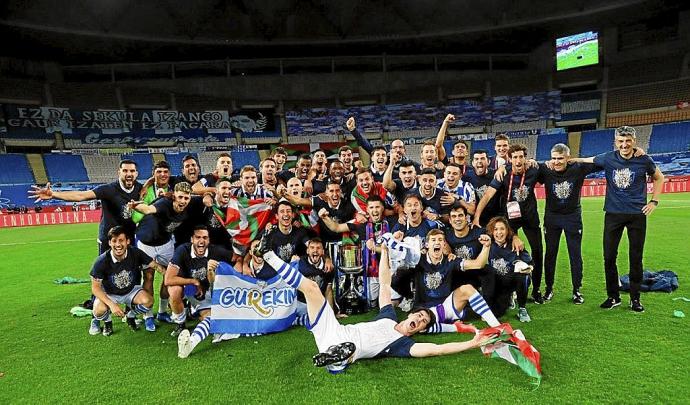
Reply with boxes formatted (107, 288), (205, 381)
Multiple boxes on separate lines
(444, 226), (486, 260)
(90, 246), (153, 296)
(593, 151), (657, 214)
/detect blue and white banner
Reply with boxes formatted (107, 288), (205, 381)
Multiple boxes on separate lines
(210, 262), (297, 334)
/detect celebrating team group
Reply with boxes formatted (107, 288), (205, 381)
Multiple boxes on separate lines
(29, 115), (664, 372)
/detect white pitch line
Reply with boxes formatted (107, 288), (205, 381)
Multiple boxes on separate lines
(0, 238), (93, 247)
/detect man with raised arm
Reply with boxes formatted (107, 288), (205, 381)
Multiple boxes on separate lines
(570, 126), (664, 312)
(29, 159), (142, 254)
(251, 229), (493, 373)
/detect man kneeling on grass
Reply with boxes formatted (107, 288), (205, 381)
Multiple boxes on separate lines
(89, 226), (162, 336)
(246, 228), (496, 373)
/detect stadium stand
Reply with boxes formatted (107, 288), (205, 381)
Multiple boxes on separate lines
(560, 91), (601, 122)
(578, 129), (615, 157)
(606, 108), (690, 127)
(607, 78), (690, 114)
(648, 121), (690, 154)
(653, 152), (690, 176)
(232, 150), (261, 169)
(42, 154), (89, 183)
(165, 152), (199, 174)
(535, 132), (569, 161)
(0, 184), (32, 207)
(82, 154), (122, 183)
(121, 153), (154, 174)
(196, 151), (220, 174)
(286, 91), (561, 136)
(26, 153), (48, 184)
(0, 154), (35, 184)
(490, 120), (547, 133)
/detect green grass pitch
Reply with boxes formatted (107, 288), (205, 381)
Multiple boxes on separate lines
(557, 41), (599, 71)
(1, 194), (689, 403)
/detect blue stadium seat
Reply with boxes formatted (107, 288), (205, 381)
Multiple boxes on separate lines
(43, 154), (89, 183)
(536, 133), (568, 161)
(232, 150), (260, 169)
(648, 122), (690, 154)
(0, 154), (35, 184)
(579, 129), (615, 157)
(165, 153), (198, 175)
(470, 139), (495, 155)
(0, 184), (37, 206)
(121, 154), (154, 174)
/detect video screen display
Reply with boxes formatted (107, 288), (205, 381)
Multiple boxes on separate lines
(556, 31), (599, 71)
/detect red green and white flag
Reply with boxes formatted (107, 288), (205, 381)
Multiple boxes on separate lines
(212, 197), (274, 245)
(478, 323), (542, 385)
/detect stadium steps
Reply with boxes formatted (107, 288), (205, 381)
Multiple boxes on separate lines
(568, 132), (582, 158)
(26, 153), (48, 184)
(635, 125), (653, 152)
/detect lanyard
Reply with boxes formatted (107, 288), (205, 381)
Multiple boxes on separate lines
(507, 170), (526, 202)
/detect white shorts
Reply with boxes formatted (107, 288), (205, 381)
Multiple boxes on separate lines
(427, 292), (466, 323)
(187, 290), (212, 316)
(96, 285), (144, 308)
(137, 239), (174, 267)
(307, 300), (348, 354)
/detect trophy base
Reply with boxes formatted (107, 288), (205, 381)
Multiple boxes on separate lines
(339, 295), (367, 315)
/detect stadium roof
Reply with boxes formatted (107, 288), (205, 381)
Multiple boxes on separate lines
(0, 0), (687, 64)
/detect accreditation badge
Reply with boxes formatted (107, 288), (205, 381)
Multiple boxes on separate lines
(506, 201), (522, 219)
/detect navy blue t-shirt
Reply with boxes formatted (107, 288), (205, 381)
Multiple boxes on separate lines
(312, 196), (355, 243)
(391, 219), (438, 244)
(136, 198), (190, 246)
(538, 162), (598, 215)
(270, 226), (309, 262)
(593, 151), (657, 214)
(170, 243), (233, 292)
(90, 246), (153, 296)
(489, 166), (540, 222)
(392, 179), (417, 204)
(413, 187), (452, 216)
(93, 181), (144, 241)
(464, 169), (501, 225)
(487, 241), (532, 278)
(444, 226), (486, 260)
(373, 304), (416, 358)
(413, 255), (465, 307)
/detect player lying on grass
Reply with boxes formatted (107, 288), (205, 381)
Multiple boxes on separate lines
(89, 226), (163, 336)
(251, 229), (496, 373)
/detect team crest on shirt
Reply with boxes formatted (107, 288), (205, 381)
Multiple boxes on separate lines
(122, 206), (132, 220)
(112, 270), (132, 289)
(454, 245), (473, 259)
(191, 267), (207, 281)
(476, 185), (489, 200)
(491, 258), (510, 276)
(613, 168), (634, 189)
(553, 181), (573, 200)
(165, 221), (182, 233)
(424, 271), (443, 290)
(209, 215), (222, 228)
(277, 244), (294, 262)
(309, 275), (323, 286)
(513, 185), (529, 202)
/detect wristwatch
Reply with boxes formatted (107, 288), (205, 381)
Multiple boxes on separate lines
(649, 199), (659, 206)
